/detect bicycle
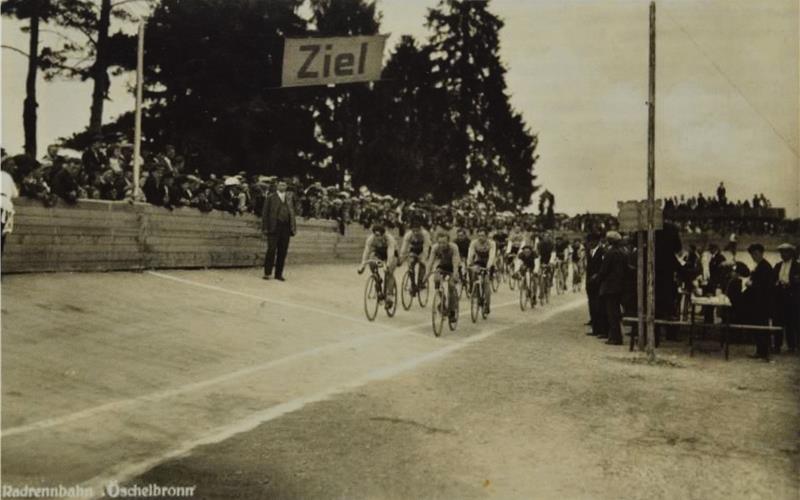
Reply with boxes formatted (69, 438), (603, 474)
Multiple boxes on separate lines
(470, 267), (490, 323)
(539, 263), (552, 305)
(491, 263), (502, 292)
(400, 255), (430, 310)
(360, 259), (397, 321)
(431, 271), (459, 337)
(506, 254), (518, 291)
(571, 259), (584, 292)
(554, 260), (568, 295)
(455, 263), (469, 300)
(518, 267), (538, 311)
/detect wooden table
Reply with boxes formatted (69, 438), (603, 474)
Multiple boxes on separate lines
(689, 296), (733, 360)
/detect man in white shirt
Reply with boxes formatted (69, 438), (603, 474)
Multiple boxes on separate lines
(1, 159), (20, 252)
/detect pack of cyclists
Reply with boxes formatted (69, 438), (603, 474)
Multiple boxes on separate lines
(358, 220), (586, 331)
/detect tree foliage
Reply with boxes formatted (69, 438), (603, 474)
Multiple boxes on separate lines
(55, 0), (540, 208)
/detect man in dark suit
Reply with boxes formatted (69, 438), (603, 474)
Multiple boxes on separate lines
(747, 243), (773, 359)
(595, 231), (627, 345)
(262, 180), (297, 281)
(773, 243), (800, 353)
(585, 233), (607, 337)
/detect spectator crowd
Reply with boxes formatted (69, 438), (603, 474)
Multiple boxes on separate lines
(584, 223), (800, 359)
(663, 181), (796, 235)
(1, 144), (797, 239)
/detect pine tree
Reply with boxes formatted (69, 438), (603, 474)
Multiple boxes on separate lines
(426, 0), (538, 207)
(1, 0), (58, 157)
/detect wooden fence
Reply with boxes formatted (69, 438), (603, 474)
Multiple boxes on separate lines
(2, 198), (370, 274)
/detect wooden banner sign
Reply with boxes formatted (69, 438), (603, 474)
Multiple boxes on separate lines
(282, 35), (388, 88)
(617, 200), (663, 232)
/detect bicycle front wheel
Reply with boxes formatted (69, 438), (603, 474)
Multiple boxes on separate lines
(364, 276), (379, 321)
(519, 277), (529, 311)
(431, 289), (445, 337)
(417, 275), (430, 308)
(401, 271), (413, 310)
(385, 277), (398, 317)
(470, 283), (480, 323)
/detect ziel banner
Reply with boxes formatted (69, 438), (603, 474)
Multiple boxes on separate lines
(282, 35), (388, 88)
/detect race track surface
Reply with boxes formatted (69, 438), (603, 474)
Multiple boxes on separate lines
(1, 264), (798, 499)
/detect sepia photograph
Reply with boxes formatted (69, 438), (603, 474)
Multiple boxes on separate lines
(1, 0), (798, 498)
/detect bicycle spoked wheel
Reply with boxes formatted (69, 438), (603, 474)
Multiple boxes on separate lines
(431, 289), (445, 337)
(530, 277), (538, 309)
(385, 278), (398, 317)
(417, 276), (430, 307)
(364, 275), (379, 321)
(491, 271), (500, 292)
(401, 271), (414, 310)
(519, 277), (529, 311)
(470, 283), (480, 323)
(448, 289), (459, 331)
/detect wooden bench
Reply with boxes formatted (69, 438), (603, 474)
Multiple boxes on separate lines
(622, 316), (783, 360)
(622, 317), (689, 352)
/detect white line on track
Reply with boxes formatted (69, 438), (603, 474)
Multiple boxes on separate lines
(146, 270), (382, 330)
(1, 272), (525, 438)
(81, 296), (585, 500)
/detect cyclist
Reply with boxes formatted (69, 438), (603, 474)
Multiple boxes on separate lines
(492, 224), (509, 267)
(571, 238), (585, 291)
(467, 227), (497, 315)
(358, 224), (398, 308)
(399, 221), (432, 294)
(506, 223), (527, 265)
(424, 230), (462, 322)
(454, 227), (472, 285)
(538, 231), (555, 291)
(555, 236), (571, 288)
(517, 243), (539, 303)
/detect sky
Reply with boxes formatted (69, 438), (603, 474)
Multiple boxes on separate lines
(2, 0), (798, 216)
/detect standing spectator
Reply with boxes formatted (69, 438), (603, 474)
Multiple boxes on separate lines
(81, 139), (108, 185)
(50, 160), (81, 204)
(596, 231), (627, 345)
(1, 158), (20, 252)
(746, 243), (773, 359)
(706, 243), (727, 292)
(261, 180), (296, 281)
(716, 182), (727, 205)
(585, 233), (607, 337)
(773, 243), (799, 354)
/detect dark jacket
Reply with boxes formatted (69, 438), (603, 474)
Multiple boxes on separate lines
(749, 259), (774, 324)
(597, 245), (627, 296)
(586, 244), (605, 294)
(773, 259), (800, 299)
(707, 251), (727, 291)
(261, 192), (297, 235)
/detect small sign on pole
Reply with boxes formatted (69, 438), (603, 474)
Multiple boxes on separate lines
(281, 35), (388, 88)
(617, 200), (663, 232)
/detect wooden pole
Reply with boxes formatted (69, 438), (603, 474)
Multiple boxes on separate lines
(133, 21), (145, 201)
(637, 230), (646, 351)
(646, 1), (657, 360)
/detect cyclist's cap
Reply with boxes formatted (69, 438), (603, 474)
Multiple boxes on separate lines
(605, 231), (622, 242)
(521, 244), (533, 250)
(372, 224), (386, 234)
(435, 230), (450, 239)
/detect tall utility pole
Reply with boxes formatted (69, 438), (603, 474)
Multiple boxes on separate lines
(646, 1), (657, 359)
(133, 21), (145, 200)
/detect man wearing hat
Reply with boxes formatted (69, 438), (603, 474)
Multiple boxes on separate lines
(746, 243), (774, 359)
(595, 231), (626, 345)
(773, 243), (799, 353)
(262, 179), (297, 281)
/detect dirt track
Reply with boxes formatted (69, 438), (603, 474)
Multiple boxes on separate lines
(1, 265), (798, 499)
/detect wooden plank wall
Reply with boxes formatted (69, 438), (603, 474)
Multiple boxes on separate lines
(2, 198), (370, 274)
